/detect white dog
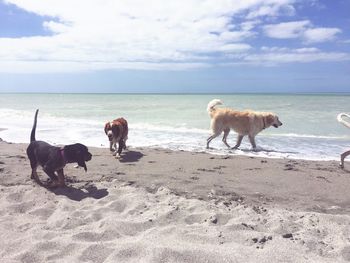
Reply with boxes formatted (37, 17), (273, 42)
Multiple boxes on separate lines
(337, 113), (350, 168)
(206, 99), (283, 150)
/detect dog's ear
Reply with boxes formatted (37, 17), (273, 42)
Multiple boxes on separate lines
(104, 122), (111, 135)
(265, 114), (275, 126)
(77, 145), (91, 172)
(75, 149), (88, 172)
(78, 158), (87, 172)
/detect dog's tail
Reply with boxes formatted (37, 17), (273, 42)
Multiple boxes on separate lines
(337, 113), (350, 129)
(207, 99), (223, 117)
(30, 109), (39, 142)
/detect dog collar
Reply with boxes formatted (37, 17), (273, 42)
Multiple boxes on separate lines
(60, 148), (67, 166)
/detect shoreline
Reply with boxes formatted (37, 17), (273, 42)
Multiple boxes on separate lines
(1, 140), (350, 262)
(0, 135), (347, 162)
(0, 140), (349, 212)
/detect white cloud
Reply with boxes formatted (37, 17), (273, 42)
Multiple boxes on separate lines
(263, 20), (311, 39)
(261, 46), (319, 53)
(243, 46), (350, 65)
(263, 20), (341, 43)
(303, 27), (341, 43)
(0, 60), (211, 73)
(219, 43), (252, 52)
(247, 1), (295, 19)
(0, 0), (348, 73)
(43, 21), (70, 33)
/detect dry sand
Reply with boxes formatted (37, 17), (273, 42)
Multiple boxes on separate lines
(1, 139), (350, 262)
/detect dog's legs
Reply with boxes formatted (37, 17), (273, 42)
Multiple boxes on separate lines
(248, 135), (257, 150)
(115, 139), (125, 159)
(222, 128), (231, 148)
(123, 136), (128, 150)
(340, 150), (350, 168)
(28, 158), (41, 184)
(232, 135), (244, 149)
(207, 132), (221, 149)
(56, 169), (66, 187)
(30, 168), (42, 185)
(43, 165), (59, 185)
(109, 141), (114, 152)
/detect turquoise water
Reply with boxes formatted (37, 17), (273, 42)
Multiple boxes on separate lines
(0, 93), (349, 160)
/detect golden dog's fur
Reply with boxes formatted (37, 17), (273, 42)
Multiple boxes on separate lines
(206, 99), (283, 150)
(337, 113), (350, 168)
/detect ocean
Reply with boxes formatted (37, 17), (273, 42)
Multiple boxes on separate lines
(0, 93), (349, 161)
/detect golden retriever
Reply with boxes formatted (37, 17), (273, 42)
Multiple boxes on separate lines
(337, 113), (350, 168)
(206, 99), (282, 150)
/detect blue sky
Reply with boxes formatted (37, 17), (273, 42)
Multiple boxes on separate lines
(0, 0), (349, 93)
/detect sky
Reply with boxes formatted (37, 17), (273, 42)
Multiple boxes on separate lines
(0, 0), (349, 93)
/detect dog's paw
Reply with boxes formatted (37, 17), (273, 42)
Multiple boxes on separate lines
(47, 180), (65, 188)
(252, 146), (263, 152)
(340, 163), (344, 169)
(115, 154), (121, 159)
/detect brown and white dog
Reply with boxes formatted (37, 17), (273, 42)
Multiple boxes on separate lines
(337, 113), (350, 168)
(206, 99), (282, 150)
(104, 118), (128, 158)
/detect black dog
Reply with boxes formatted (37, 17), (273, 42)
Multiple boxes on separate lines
(26, 109), (92, 187)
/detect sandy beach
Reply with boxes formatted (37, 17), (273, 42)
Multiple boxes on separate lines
(1, 139), (350, 262)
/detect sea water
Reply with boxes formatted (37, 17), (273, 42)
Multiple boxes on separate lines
(0, 93), (349, 161)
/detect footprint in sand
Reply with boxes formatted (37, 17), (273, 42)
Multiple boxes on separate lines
(79, 244), (114, 263)
(342, 246), (350, 261)
(6, 191), (25, 203)
(46, 244), (79, 261)
(213, 166), (226, 170)
(34, 241), (60, 252)
(17, 251), (42, 263)
(185, 213), (207, 225)
(8, 201), (36, 214)
(284, 163), (298, 171)
(197, 168), (216, 173)
(113, 246), (143, 260)
(73, 229), (121, 242)
(107, 200), (127, 212)
(29, 207), (55, 220)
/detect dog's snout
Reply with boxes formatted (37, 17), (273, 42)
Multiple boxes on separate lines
(85, 152), (92, 161)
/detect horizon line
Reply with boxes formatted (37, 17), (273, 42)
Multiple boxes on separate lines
(1, 91), (350, 95)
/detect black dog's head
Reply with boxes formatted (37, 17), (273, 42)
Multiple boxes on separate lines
(64, 143), (92, 172)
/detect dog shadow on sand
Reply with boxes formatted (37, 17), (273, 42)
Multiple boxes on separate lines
(41, 150), (144, 201)
(48, 183), (109, 201)
(119, 150), (144, 163)
(341, 166), (350, 174)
